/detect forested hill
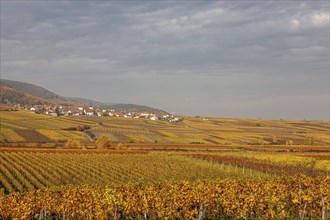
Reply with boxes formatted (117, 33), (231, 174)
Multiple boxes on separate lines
(1, 79), (70, 103)
(0, 82), (49, 105)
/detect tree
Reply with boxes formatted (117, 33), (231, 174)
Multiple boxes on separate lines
(258, 137), (265, 145)
(116, 143), (124, 150)
(54, 106), (61, 115)
(65, 139), (82, 149)
(304, 136), (315, 145)
(286, 140), (293, 145)
(95, 136), (111, 149)
(272, 135), (278, 144)
(310, 136), (315, 145)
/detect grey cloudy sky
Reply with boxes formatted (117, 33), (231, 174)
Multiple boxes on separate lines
(1, 1), (329, 119)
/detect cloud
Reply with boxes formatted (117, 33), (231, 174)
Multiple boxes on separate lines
(1, 1), (329, 119)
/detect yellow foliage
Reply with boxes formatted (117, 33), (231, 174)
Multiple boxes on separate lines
(0, 176), (329, 219)
(95, 136), (111, 149)
(0, 128), (25, 142)
(65, 139), (82, 149)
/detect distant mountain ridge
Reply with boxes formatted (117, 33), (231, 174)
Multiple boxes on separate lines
(68, 97), (107, 107)
(105, 104), (168, 114)
(1, 79), (168, 114)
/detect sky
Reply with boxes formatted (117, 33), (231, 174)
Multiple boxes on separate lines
(1, 1), (329, 120)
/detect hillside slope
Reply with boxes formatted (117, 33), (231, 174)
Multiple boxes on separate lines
(69, 98), (167, 114)
(1, 79), (70, 103)
(0, 82), (49, 105)
(0, 110), (329, 146)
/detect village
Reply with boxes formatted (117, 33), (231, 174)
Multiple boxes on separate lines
(16, 104), (183, 123)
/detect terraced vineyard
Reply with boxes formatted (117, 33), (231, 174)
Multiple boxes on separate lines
(1, 110), (329, 146)
(77, 115), (330, 145)
(0, 111), (93, 143)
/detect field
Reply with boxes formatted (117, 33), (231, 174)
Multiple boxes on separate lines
(1, 110), (329, 146)
(0, 110), (329, 219)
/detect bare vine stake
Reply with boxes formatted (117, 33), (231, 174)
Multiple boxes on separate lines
(198, 203), (205, 220)
(114, 206), (118, 220)
(298, 182), (301, 202)
(301, 201), (307, 220)
(321, 196), (325, 220)
(250, 191), (254, 217)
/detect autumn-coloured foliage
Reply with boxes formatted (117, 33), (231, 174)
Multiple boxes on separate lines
(2, 110), (329, 145)
(95, 136), (111, 149)
(0, 175), (329, 219)
(185, 153), (329, 177)
(64, 139), (83, 149)
(1, 151), (266, 194)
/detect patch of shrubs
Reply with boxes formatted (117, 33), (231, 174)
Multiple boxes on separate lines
(63, 125), (91, 131)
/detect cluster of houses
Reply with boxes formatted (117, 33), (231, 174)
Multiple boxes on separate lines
(23, 104), (182, 123)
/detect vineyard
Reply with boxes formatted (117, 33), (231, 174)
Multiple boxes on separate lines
(0, 151), (270, 194)
(183, 151), (330, 176)
(0, 148), (329, 219)
(1, 176), (329, 219)
(1, 110), (329, 145)
(0, 111), (93, 144)
(0, 110), (329, 219)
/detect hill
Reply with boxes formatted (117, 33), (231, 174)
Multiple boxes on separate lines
(1, 79), (70, 103)
(0, 82), (49, 105)
(69, 98), (168, 114)
(69, 97), (106, 107)
(1, 79), (168, 113)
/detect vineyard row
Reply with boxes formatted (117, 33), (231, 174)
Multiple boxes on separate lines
(1, 176), (329, 219)
(0, 152), (267, 194)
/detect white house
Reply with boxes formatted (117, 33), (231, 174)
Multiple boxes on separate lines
(84, 109), (94, 116)
(49, 112), (58, 117)
(72, 112), (80, 116)
(150, 116), (158, 121)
